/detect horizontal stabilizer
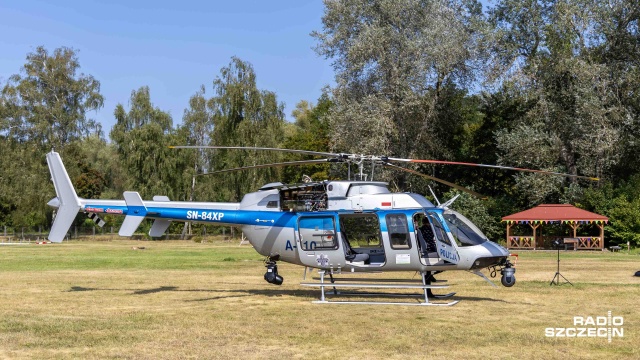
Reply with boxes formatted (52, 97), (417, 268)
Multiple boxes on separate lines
(153, 195), (170, 202)
(119, 191), (147, 237)
(149, 219), (171, 237)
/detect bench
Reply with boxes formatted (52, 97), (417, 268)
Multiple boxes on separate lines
(609, 245), (622, 252)
(563, 238), (578, 251)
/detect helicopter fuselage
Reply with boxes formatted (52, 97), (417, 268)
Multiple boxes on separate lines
(48, 172), (510, 275)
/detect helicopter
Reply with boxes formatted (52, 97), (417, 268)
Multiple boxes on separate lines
(45, 147), (597, 305)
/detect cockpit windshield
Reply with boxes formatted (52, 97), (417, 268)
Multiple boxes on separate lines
(442, 210), (488, 246)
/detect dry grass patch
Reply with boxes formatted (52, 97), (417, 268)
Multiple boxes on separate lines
(1, 241), (638, 359)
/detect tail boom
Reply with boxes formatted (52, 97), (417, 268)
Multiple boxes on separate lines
(46, 151), (278, 240)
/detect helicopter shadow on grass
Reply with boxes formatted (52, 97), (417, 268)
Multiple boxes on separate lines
(67, 285), (509, 303)
(67, 285), (320, 302)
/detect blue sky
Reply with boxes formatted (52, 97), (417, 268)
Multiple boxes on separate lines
(0, 0), (334, 132)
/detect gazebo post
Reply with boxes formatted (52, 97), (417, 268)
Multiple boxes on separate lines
(598, 223), (604, 250)
(569, 222), (579, 238)
(567, 222), (579, 249)
(505, 222), (512, 248)
(530, 224), (540, 250)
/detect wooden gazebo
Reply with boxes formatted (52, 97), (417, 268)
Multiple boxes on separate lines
(502, 204), (608, 250)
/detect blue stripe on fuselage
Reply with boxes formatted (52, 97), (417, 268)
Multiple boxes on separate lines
(83, 204), (443, 229)
(84, 203), (299, 228)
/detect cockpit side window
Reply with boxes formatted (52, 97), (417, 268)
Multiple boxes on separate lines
(443, 211), (488, 246)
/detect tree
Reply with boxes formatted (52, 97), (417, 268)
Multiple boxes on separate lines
(180, 85), (215, 202)
(1, 46), (103, 149)
(281, 93), (334, 183)
(489, 0), (628, 204)
(110, 87), (188, 201)
(582, 175), (640, 247)
(445, 189), (503, 242)
(0, 46), (104, 227)
(207, 57), (286, 201)
(314, 0), (487, 190)
(589, 1), (640, 181)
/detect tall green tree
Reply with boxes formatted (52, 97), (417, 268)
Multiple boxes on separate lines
(110, 87), (188, 201)
(179, 85), (216, 202)
(314, 0), (487, 191)
(1, 46), (103, 149)
(589, 1), (640, 181)
(207, 57), (286, 201)
(281, 94), (333, 183)
(489, 0), (628, 205)
(0, 46), (104, 227)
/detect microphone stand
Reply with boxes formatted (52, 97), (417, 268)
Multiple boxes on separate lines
(550, 243), (572, 286)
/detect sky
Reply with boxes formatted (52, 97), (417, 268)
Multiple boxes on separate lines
(0, 0), (335, 132)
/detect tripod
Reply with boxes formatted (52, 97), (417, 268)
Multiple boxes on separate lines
(550, 245), (572, 286)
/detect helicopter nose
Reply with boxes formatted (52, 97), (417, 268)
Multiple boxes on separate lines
(47, 197), (60, 209)
(483, 240), (509, 257)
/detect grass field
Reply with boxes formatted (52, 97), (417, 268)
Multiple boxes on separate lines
(0, 240), (638, 359)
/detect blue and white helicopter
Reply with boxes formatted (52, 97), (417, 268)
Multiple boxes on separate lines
(46, 147), (596, 305)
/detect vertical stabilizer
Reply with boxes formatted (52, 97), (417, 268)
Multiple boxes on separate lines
(46, 151), (81, 242)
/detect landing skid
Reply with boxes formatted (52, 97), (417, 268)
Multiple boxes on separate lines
(431, 292), (457, 299)
(301, 271), (459, 306)
(324, 291), (456, 299)
(312, 300), (459, 306)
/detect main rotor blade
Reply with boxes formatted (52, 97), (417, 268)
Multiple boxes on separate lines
(384, 163), (487, 199)
(197, 159), (333, 176)
(386, 157), (599, 181)
(170, 145), (338, 158)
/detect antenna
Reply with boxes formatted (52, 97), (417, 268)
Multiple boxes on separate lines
(440, 194), (460, 209)
(370, 158), (375, 181)
(355, 157), (367, 181)
(428, 186), (441, 206)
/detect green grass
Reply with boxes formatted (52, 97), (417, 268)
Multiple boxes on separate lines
(0, 241), (262, 271)
(1, 240), (638, 359)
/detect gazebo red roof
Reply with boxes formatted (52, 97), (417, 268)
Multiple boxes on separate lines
(502, 204), (608, 223)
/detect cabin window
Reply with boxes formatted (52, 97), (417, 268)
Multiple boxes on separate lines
(386, 214), (411, 249)
(339, 214), (382, 248)
(298, 216), (337, 250)
(266, 201), (278, 208)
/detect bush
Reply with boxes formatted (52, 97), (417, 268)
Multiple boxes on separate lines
(582, 176), (640, 247)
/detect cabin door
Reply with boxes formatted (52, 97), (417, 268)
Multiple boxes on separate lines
(296, 215), (345, 269)
(425, 211), (460, 264)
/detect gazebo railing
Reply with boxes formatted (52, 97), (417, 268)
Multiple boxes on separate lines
(575, 236), (602, 249)
(507, 236), (535, 249)
(536, 235), (603, 250)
